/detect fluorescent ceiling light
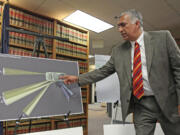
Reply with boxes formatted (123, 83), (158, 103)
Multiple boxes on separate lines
(63, 10), (113, 33)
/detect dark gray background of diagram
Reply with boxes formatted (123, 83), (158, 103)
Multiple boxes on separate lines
(0, 54), (83, 121)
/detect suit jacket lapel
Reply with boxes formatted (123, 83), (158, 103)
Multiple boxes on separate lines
(144, 32), (154, 75)
(122, 41), (132, 85)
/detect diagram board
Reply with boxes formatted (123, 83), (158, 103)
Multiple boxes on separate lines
(0, 54), (83, 121)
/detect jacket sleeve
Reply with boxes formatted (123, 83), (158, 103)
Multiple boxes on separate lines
(78, 51), (116, 86)
(166, 31), (180, 104)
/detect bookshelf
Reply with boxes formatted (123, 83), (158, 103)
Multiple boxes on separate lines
(8, 4), (54, 58)
(0, 1), (89, 135)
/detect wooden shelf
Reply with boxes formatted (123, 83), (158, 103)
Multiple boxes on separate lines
(9, 42), (52, 53)
(10, 24), (53, 36)
(53, 114), (87, 120)
(83, 100), (87, 103)
(10, 24), (87, 48)
(10, 24), (87, 47)
(57, 20), (88, 33)
(1, 2), (89, 135)
(80, 71), (88, 74)
(81, 86), (89, 89)
(4, 114), (87, 127)
(56, 52), (88, 60)
(68, 39), (88, 47)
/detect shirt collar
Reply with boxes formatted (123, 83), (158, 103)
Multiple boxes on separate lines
(130, 31), (144, 47)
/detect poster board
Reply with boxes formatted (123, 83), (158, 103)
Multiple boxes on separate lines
(104, 124), (164, 135)
(0, 54), (83, 121)
(95, 55), (120, 103)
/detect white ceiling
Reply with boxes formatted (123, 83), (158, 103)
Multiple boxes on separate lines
(8, 0), (180, 57)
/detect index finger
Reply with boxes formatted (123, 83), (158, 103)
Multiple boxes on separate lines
(59, 75), (68, 80)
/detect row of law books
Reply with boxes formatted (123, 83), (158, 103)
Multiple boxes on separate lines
(56, 56), (88, 73)
(4, 118), (86, 135)
(9, 47), (52, 58)
(4, 122), (51, 135)
(81, 88), (88, 102)
(56, 23), (88, 45)
(56, 40), (87, 59)
(0, 4), (2, 17)
(55, 118), (87, 130)
(9, 7), (54, 35)
(78, 61), (88, 73)
(9, 32), (53, 52)
(0, 5), (88, 46)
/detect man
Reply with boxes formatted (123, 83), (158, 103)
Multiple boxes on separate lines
(61, 9), (180, 135)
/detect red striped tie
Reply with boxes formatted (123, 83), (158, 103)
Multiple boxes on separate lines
(133, 42), (144, 99)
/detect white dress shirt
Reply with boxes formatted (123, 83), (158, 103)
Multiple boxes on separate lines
(130, 32), (154, 96)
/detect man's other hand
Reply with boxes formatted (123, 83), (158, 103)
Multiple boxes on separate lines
(59, 75), (78, 85)
(178, 105), (180, 116)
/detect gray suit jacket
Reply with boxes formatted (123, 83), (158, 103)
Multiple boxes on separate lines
(79, 31), (180, 123)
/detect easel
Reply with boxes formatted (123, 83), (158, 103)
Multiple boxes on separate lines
(13, 111), (72, 135)
(111, 100), (119, 124)
(4, 26), (70, 135)
(32, 36), (48, 58)
(111, 100), (133, 124)
(13, 114), (24, 135)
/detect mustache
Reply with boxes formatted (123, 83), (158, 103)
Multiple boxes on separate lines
(121, 32), (127, 35)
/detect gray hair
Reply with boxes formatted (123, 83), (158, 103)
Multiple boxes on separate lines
(119, 9), (143, 30)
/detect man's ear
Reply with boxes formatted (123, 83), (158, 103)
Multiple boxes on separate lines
(135, 20), (141, 28)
